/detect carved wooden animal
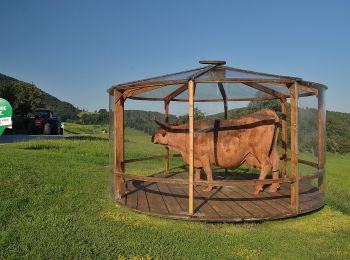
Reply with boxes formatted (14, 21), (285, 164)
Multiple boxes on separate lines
(152, 109), (280, 194)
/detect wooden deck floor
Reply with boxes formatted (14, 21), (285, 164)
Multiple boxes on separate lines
(117, 172), (324, 222)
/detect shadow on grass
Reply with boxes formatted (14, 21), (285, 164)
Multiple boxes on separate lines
(21, 144), (66, 150)
(65, 135), (108, 141)
(19, 135), (108, 150)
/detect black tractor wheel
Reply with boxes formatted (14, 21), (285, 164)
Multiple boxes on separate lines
(44, 123), (51, 135)
(27, 122), (34, 135)
(57, 124), (61, 135)
(54, 124), (61, 135)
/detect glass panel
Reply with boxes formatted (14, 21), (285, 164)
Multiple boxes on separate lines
(123, 100), (184, 177)
(148, 82), (277, 101)
(223, 83), (274, 99)
(135, 84), (183, 99)
(192, 98), (283, 192)
(194, 83), (223, 100)
(260, 83), (312, 97)
(176, 89), (189, 100)
(224, 68), (282, 79)
(132, 67), (206, 84)
(298, 95), (319, 196)
(298, 96), (318, 163)
(197, 67), (280, 80)
(259, 83), (290, 96)
(110, 86), (289, 199)
(147, 83), (277, 101)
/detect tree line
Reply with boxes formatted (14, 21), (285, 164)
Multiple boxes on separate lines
(72, 99), (350, 154)
(0, 73), (80, 121)
(1, 72), (349, 153)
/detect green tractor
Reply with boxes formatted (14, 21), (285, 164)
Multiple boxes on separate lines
(28, 108), (63, 135)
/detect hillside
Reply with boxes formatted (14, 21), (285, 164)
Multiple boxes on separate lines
(210, 101), (350, 154)
(0, 73), (80, 121)
(1, 72), (349, 153)
(326, 110), (350, 153)
(125, 110), (177, 135)
(118, 102), (350, 154)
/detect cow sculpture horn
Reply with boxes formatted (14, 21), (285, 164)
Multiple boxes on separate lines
(173, 117), (179, 126)
(154, 120), (168, 128)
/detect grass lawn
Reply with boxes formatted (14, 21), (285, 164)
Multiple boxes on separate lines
(63, 122), (108, 135)
(1, 128), (350, 259)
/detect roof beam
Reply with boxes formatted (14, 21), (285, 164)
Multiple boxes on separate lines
(129, 96), (278, 102)
(243, 82), (286, 99)
(298, 84), (318, 97)
(164, 83), (188, 103)
(220, 65), (302, 81)
(123, 84), (166, 99)
(217, 83), (228, 119)
(164, 65), (218, 102)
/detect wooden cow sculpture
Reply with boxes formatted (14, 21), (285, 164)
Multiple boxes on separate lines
(152, 109), (280, 194)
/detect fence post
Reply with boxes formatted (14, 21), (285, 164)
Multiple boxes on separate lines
(289, 82), (299, 211)
(188, 80), (195, 215)
(114, 89), (124, 200)
(318, 88), (326, 192)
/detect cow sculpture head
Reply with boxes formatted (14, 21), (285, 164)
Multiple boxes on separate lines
(151, 120), (170, 145)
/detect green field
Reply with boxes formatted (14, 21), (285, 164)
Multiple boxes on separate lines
(1, 128), (350, 259)
(63, 122), (109, 135)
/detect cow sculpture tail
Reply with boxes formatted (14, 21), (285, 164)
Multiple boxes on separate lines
(269, 111), (280, 157)
(273, 115), (280, 156)
(267, 111), (281, 193)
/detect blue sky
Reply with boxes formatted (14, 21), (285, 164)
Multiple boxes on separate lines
(0, 0), (349, 113)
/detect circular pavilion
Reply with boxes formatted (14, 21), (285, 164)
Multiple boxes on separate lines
(108, 60), (327, 222)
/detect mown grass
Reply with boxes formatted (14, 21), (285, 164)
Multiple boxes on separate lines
(0, 128), (350, 259)
(63, 122), (108, 135)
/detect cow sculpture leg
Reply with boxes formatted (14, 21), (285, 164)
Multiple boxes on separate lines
(252, 157), (272, 195)
(267, 170), (280, 192)
(267, 148), (280, 192)
(194, 168), (201, 187)
(200, 157), (214, 191)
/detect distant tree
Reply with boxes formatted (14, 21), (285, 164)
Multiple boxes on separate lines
(0, 82), (45, 114)
(98, 109), (109, 124)
(178, 107), (206, 124)
(76, 109), (110, 125)
(0, 84), (16, 105)
(248, 99), (281, 113)
(123, 110), (177, 135)
(1, 73), (81, 121)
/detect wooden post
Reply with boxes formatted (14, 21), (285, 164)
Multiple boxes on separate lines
(318, 88), (326, 192)
(114, 89), (124, 200)
(281, 97), (287, 178)
(188, 80), (195, 215)
(289, 82), (299, 211)
(224, 103), (228, 175)
(164, 101), (170, 175)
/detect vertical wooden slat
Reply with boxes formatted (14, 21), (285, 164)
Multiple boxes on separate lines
(188, 80), (195, 215)
(289, 82), (299, 211)
(217, 83), (228, 119)
(114, 89), (124, 200)
(164, 101), (170, 175)
(218, 82), (228, 175)
(281, 97), (287, 178)
(318, 88), (326, 192)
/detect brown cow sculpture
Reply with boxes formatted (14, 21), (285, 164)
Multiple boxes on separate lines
(152, 109), (280, 194)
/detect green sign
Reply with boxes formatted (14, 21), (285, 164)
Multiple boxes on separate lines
(0, 98), (13, 136)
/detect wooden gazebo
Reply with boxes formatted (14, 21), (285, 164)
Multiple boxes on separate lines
(108, 60), (327, 222)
